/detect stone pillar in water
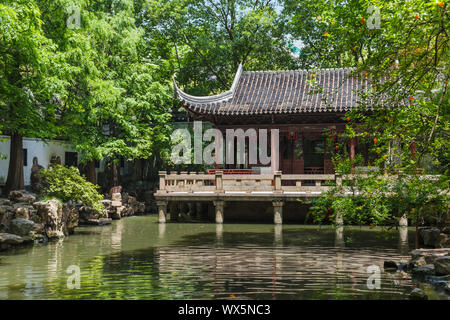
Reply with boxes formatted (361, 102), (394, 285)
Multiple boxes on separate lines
(399, 214), (408, 227)
(272, 200), (284, 225)
(156, 200), (168, 223)
(214, 200), (224, 224)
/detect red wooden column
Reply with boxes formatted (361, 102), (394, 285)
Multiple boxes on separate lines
(410, 141), (417, 161)
(349, 138), (356, 164)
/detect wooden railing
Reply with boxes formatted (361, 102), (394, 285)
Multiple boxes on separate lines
(157, 171), (336, 195)
(156, 170), (442, 196)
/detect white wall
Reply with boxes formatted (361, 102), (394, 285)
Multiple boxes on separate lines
(0, 136), (75, 186)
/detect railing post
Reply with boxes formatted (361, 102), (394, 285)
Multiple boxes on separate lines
(274, 171), (282, 193)
(336, 173), (342, 187)
(159, 171), (166, 194)
(215, 170), (223, 193)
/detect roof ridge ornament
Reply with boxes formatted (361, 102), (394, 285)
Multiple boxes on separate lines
(173, 64), (243, 105)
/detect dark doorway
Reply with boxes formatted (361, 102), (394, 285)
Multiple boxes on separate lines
(303, 138), (324, 174)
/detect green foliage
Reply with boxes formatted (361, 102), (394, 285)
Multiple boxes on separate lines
(0, 0), (69, 139)
(308, 171), (448, 227)
(140, 0), (298, 95)
(38, 165), (104, 214)
(33, 0), (173, 167)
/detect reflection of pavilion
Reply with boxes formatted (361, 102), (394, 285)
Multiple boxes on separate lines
(154, 226), (410, 298)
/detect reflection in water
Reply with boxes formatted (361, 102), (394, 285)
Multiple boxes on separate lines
(158, 223), (166, 239)
(0, 216), (447, 300)
(216, 224), (223, 246)
(334, 226), (345, 248)
(398, 227), (409, 255)
(111, 222), (123, 250)
(274, 225), (282, 246)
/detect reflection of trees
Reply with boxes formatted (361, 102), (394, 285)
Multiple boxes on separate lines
(0, 220), (419, 300)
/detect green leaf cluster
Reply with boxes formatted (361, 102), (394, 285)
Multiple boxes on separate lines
(37, 165), (105, 214)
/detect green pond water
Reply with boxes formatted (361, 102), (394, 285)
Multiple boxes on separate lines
(0, 215), (448, 300)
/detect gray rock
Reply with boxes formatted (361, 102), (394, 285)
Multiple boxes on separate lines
(410, 249), (450, 265)
(434, 256), (450, 275)
(0, 232), (24, 245)
(419, 227), (442, 248)
(14, 206), (30, 220)
(408, 256), (427, 270)
(100, 199), (112, 208)
(9, 190), (36, 204)
(9, 218), (35, 236)
(426, 275), (450, 288)
(0, 205), (13, 215)
(85, 218), (112, 226)
(46, 230), (64, 239)
(412, 264), (435, 279)
(111, 192), (122, 202)
(0, 198), (11, 206)
(409, 288), (428, 300)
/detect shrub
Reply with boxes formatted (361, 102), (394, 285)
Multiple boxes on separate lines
(38, 165), (104, 214)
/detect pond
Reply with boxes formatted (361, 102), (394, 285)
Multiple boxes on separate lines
(0, 215), (448, 300)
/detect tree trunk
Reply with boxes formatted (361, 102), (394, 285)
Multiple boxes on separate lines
(86, 160), (97, 185)
(112, 161), (119, 187)
(4, 134), (24, 196)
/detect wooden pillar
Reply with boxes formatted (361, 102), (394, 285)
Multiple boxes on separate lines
(273, 200), (284, 225)
(156, 200), (168, 223)
(410, 141), (417, 161)
(213, 200), (224, 224)
(349, 138), (356, 164)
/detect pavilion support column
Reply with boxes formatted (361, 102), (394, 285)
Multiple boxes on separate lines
(273, 200), (284, 225)
(156, 200), (168, 224)
(213, 200), (225, 224)
(349, 138), (356, 168)
(399, 214), (408, 227)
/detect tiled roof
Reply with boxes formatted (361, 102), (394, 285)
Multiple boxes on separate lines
(173, 65), (376, 116)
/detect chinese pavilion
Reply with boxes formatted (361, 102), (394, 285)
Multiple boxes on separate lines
(173, 64), (373, 175)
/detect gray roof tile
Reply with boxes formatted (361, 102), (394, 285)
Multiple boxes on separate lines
(174, 65), (379, 115)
